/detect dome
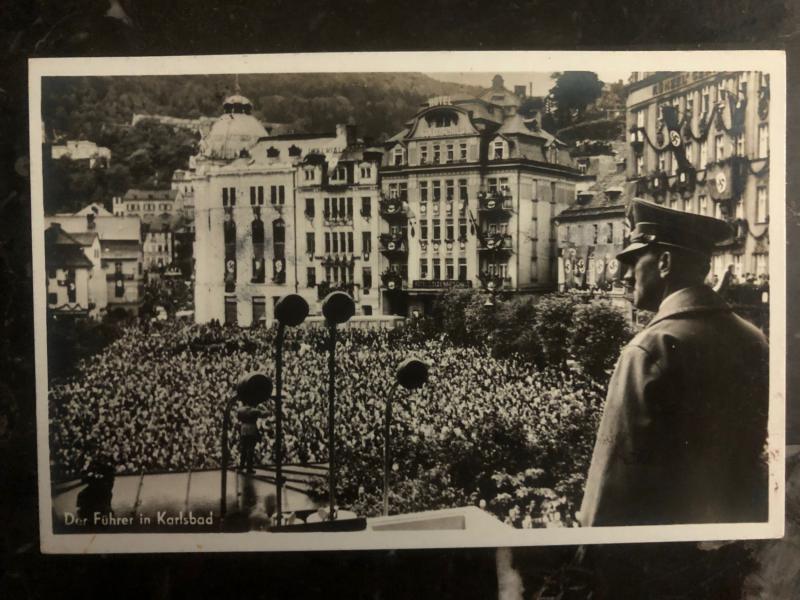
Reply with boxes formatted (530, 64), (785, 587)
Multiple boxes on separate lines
(201, 98), (268, 160)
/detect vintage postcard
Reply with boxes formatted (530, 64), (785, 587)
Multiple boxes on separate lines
(30, 51), (786, 553)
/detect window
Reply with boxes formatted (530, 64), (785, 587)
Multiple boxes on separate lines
(605, 222), (614, 243)
(420, 145), (428, 164)
(222, 187), (236, 207)
(636, 154), (644, 176)
(224, 298), (237, 325)
(756, 187), (768, 223)
(324, 232), (331, 253)
(420, 258), (429, 279)
(636, 109), (646, 129)
(305, 197), (314, 217)
(445, 258), (454, 280)
(252, 297), (266, 324)
(459, 143), (467, 161)
(758, 124), (769, 158)
(699, 194), (708, 215)
(684, 196), (692, 213)
(307, 267), (316, 288)
(304, 168), (315, 181)
(432, 181), (441, 201)
(658, 152), (667, 172)
(362, 231), (371, 254)
(735, 198), (744, 220)
(433, 144), (440, 164)
(755, 253), (768, 276)
(714, 201), (723, 220)
(362, 267), (372, 290)
(346, 197), (353, 220)
(458, 257), (467, 281)
(446, 144), (454, 163)
(459, 218), (467, 240)
(340, 232), (347, 254)
(347, 232), (354, 253)
(420, 219), (428, 240)
(493, 140), (505, 159)
(735, 134), (745, 156)
(699, 140), (708, 167)
(701, 87), (710, 114)
(530, 216), (539, 240)
(393, 147), (404, 166)
(446, 219), (454, 241)
(715, 134), (725, 161)
(306, 232), (315, 255)
(270, 185), (285, 205)
(360, 165), (372, 179)
(445, 180), (454, 201)
(361, 197), (371, 217)
(332, 166), (347, 181)
(432, 218), (441, 241)
(420, 181), (429, 203)
(332, 231), (339, 253)
(459, 179), (468, 201)
(250, 186), (265, 206)
(432, 258), (441, 280)
(398, 182), (407, 201)
(685, 141), (694, 165)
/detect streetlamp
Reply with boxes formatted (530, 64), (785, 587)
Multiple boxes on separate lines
(383, 357), (429, 516)
(321, 291), (355, 521)
(273, 293), (309, 526)
(220, 371), (272, 522)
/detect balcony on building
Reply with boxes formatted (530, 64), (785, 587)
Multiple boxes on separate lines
(317, 280), (355, 301)
(478, 233), (513, 253)
(379, 195), (408, 220)
(379, 233), (408, 255)
(477, 189), (513, 215)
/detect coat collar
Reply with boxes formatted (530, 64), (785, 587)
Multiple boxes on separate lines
(647, 285), (731, 328)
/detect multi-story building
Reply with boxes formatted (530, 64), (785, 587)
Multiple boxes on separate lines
(626, 71), (771, 283)
(379, 75), (580, 315)
(46, 206), (143, 316)
(113, 188), (193, 275)
(191, 91), (383, 326)
(44, 223), (107, 319)
(553, 148), (629, 298)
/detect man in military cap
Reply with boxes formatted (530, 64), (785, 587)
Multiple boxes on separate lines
(579, 199), (769, 526)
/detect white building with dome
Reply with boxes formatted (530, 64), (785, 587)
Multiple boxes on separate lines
(191, 90), (384, 326)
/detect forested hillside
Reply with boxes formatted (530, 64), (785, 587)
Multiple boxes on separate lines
(41, 73), (482, 214)
(42, 73), (483, 143)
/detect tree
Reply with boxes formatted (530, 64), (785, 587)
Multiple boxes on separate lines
(548, 72), (604, 128)
(569, 302), (632, 381)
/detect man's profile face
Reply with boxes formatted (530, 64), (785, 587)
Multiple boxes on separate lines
(623, 248), (664, 312)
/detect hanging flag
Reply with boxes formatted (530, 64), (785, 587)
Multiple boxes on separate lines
(595, 254), (607, 288)
(707, 161), (738, 201)
(726, 90), (747, 136)
(661, 105), (690, 171)
(606, 257), (619, 283)
(563, 251), (573, 289)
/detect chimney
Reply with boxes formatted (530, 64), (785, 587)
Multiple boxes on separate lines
(86, 213), (96, 230)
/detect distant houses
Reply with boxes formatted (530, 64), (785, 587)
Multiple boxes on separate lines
(51, 140), (111, 168)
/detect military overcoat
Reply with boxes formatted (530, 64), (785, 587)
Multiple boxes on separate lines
(580, 285), (769, 526)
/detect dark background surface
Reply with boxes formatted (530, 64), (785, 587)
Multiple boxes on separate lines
(1, 1), (799, 597)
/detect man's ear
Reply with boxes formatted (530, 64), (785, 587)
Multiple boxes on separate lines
(657, 249), (672, 278)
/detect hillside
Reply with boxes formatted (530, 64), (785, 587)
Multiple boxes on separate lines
(42, 73), (484, 143)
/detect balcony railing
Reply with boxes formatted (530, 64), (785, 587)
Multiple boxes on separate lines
(379, 233), (407, 255)
(379, 197), (407, 219)
(478, 233), (513, 252)
(317, 280), (355, 300)
(477, 190), (513, 214)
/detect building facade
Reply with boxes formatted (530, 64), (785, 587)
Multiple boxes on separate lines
(46, 209), (143, 316)
(191, 92), (383, 326)
(379, 75), (580, 315)
(51, 139), (111, 168)
(626, 71), (771, 284)
(44, 224), (107, 319)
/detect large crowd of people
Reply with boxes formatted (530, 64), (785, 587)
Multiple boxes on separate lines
(49, 320), (604, 520)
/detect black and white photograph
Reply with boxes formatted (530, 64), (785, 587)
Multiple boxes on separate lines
(30, 52), (786, 553)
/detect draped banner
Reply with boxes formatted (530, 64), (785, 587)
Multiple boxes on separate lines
(661, 105), (690, 171)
